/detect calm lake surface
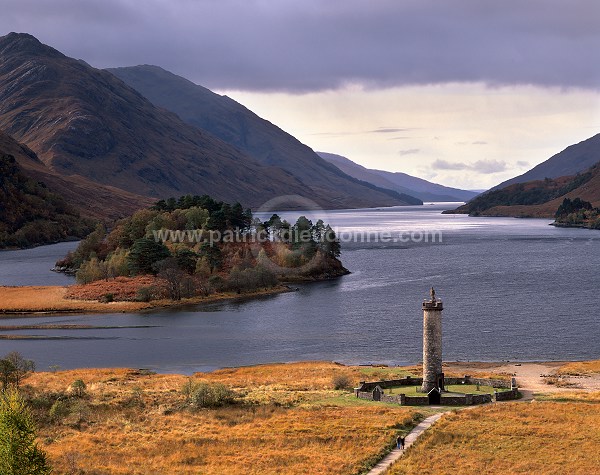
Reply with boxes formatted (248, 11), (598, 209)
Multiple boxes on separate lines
(0, 204), (599, 373)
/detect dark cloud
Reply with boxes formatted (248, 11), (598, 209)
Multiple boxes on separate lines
(1, 0), (599, 92)
(398, 148), (420, 156)
(433, 159), (508, 173)
(516, 160), (530, 168)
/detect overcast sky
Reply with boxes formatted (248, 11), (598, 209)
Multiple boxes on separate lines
(2, 0), (600, 189)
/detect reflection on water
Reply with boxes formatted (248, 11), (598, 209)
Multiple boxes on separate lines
(0, 205), (599, 373)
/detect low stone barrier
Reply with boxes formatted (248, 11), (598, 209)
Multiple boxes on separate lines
(354, 375), (514, 406)
(494, 388), (519, 401)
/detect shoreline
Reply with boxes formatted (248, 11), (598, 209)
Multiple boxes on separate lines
(0, 284), (294, 315)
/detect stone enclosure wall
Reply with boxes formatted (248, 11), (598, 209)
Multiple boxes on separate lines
(354, 376), (519, 406)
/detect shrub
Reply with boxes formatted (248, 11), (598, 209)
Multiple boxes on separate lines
(208, 275), (225, 292)
(183, 381), (237, 408)
(136, 286), (157, 302)
(70, 379), (87, 398)
(76, 257), (107, 284)
(332, 373), (353, 390)
(49, 399), (70, 422)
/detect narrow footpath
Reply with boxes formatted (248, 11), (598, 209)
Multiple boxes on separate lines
(366, 411), (446, 475)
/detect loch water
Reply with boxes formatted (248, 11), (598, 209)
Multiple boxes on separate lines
(0, 204), (598, 373)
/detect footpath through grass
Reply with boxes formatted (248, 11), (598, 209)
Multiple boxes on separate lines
(388, 398), (600, 474)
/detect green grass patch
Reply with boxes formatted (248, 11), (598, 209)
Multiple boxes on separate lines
(385, 384), (508, 396)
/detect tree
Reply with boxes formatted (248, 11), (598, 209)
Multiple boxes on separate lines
(127, 238), (171, 275)
(155, 257), (187, 300)
(0, 353), (35, 390)
(320, 225), (341, 258)
(0, 389), (52, 475)
(70, 379), (87, 398)
(199, 242), (222, 273)
(175, 248), (198, 274)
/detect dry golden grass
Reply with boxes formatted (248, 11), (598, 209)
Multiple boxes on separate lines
(537, 391), (600, 403)
(0, 286), (150, 313)
(389, 402), (600, 475)
(557, 360), (600, 376)
(0, 284), (289, 315)
(24, 363), (423, 475)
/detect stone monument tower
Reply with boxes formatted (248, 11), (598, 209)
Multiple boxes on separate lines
(421, 287), (444, 393)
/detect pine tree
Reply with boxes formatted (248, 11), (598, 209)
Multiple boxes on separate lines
(0, 389), (52, 475)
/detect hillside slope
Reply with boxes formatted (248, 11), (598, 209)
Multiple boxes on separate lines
(447, 163), (600, 218)
(107, 65), (419, 207)
(0, 33), (408, 210)
(494, 133), (600, 189)
(0, 140), (96, 248)
(0, 129), (152, 220)
(318, 152), (478, 202)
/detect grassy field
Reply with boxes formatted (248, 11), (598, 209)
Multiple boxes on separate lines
(18, 360), (600, 474)
(389, 397), (600, 474)
(557, 360), (600, 376)
(23, 362), (434, 475)
(0, 285), (150, 313)
(0, 284), (290, 315)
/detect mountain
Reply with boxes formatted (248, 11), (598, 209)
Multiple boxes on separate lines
(0, 33), (411, 211)
(0, 129), (152, 221)
(446, 162), (600, 218)
(318, 152), (479, 202)
(494, 133), (600, 189)
(0, 134), (97, 248)
(106, 65), (421, 206)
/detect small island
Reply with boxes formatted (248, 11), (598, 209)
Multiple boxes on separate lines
(0, 194), (347, 314)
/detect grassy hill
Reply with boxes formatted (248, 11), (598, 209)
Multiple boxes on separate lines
(446, 162), (600, 218)
(494, 132), (600, 189)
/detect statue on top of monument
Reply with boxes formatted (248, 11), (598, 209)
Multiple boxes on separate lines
(430, 287), (436, 302)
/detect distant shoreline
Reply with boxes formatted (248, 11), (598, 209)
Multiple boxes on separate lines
(0, 284), (294, 316)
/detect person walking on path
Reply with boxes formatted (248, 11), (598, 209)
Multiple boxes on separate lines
(396, 435), (405, 450)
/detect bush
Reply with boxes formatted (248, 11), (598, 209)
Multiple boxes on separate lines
(183, 381), (236, 408)
(136, 286), (156, 302)
(208, 275), (225, 292)
(49, 399), (70, 422)
(70, 379), (87, 398)
(332, 373), (353, 390)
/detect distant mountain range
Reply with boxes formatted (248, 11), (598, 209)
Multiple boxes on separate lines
(107, 64), (421, 206)
(317, 152), (479, 202)
(493, 133), (600, 189)
(0, 32), (415, 217)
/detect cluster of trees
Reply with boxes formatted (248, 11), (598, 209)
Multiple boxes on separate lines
(554, 197), (600, 229)
(0, 154), (95, 248)
(57, 195), (343, 301)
